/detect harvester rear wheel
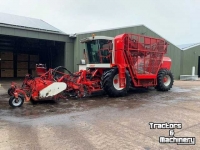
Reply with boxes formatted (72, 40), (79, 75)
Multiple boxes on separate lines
(156, 69), (174, 91)
(102, 68), (131, 97)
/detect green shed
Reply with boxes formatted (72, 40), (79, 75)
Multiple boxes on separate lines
(178, 43), (200, 77)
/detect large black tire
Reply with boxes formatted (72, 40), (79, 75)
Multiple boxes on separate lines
(9, 95), (24, 107)
(156, 69), (174, 91)
(8, 88), (14, 96)
(102, 68), (131, 97)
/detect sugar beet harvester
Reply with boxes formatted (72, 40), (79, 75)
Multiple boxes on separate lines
(8, 33), (174, 107)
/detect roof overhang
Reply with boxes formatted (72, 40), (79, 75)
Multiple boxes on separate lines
(0, 25), (70, 42)
(0, 23), (68, 36)
(179, 43), (200, 50)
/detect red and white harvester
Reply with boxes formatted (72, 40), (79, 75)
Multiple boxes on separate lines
(8, 33), (174, 107)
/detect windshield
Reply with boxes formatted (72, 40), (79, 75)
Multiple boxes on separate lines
(86, 39), (113, 64)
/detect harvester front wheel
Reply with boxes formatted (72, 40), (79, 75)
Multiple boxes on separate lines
(9, 95), (24, 107)
(102, 68), (131, 97)
(157, 69), (174, 91)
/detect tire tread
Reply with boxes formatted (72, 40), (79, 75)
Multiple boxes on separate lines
(157, 69), (174, 91)
(102, 68), (131, 97)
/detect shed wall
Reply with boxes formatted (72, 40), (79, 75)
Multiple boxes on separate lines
(181, 45), (200, 75)
(64, 42), (74, 72)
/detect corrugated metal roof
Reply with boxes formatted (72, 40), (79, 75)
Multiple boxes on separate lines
(177, 43), (200, 50)
(0, 12), (65, 34)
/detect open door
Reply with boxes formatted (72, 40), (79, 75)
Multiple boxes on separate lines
(198, 56), (200, 77)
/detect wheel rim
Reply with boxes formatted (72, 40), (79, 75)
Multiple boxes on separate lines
(163, 75), (171, 86)
(113, 74), (125, 90)
(12, 97), (22, 107)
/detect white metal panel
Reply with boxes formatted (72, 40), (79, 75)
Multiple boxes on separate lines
(86, 64), (111, 68)
(39, 82), (67, 98)
(79, 65), (86, 71)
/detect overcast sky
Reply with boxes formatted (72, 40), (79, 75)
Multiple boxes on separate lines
(0, 0), (199, 45)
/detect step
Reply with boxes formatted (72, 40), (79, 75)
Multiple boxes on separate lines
(180, 75), (198, 81)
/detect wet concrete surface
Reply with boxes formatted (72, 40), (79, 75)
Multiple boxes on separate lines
(0, 80), (200, 149)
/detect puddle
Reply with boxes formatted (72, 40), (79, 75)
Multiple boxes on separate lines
(171, 87), (191, 93)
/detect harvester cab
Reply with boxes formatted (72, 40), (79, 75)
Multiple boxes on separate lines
(81, 35), (114, 67)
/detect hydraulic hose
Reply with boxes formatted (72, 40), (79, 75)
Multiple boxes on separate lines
(52, 66), (79, 77)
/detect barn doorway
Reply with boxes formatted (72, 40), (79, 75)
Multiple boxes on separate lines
(0, 35), (65, 78)
(198, 56), (200, 77)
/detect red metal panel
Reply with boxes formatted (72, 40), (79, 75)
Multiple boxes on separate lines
(114, 34), (126, 65)
(114, 33), (168, 87)
(136, 75), (156, 79)
(161, 57), (171, 70)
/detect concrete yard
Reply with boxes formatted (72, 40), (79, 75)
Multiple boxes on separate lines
(0, 80), (200, 150)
